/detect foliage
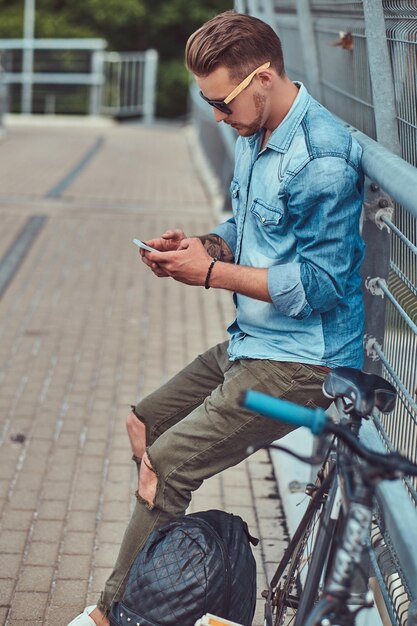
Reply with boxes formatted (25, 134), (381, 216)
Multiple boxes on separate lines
(0, 0), (233, 117)
(157, 59), (191, 119)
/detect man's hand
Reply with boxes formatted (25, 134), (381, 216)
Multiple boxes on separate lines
(141, 234), (271, 302)
(140, 229), (186, 277)
(145, 238), (213, 286)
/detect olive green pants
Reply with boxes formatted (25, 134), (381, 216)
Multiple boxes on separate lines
(98, 341), (329, 614)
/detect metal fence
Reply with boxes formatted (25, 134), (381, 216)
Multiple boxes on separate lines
(0, 39), (106, 115)
(0, 39), (158, 120)
(190, 1), (417, 624)
(100, 50), (158, 121)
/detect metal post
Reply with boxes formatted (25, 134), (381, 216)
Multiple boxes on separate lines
(21, 0), (35, 114)
(361, 0), (400, 373)
(234, 0), (246, 12)
(89, 49), (104, 116)
(0, 52), (7, 131)
(261, 0), (276, 30)
(294, 0), (322, 101)
(362, 0), (401, 154)
(142, 48), (158, 124)
(361, 180), (391, 375)
(247, 0), (262, 19)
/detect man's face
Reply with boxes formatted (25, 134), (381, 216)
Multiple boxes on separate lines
(196, 66), (267, 137)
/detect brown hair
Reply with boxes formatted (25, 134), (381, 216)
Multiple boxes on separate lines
(185, 10), (285, 81)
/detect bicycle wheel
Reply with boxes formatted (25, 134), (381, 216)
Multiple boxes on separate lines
(269, 467), (340, 626)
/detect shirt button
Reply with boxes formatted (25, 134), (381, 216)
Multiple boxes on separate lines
(261, 217), (266, 223)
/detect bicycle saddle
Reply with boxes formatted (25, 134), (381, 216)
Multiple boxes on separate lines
(323, 367), (397, 415)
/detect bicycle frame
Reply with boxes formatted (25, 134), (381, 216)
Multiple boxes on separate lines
(304, 414), (383, 625)
(269, 412), (376, 626)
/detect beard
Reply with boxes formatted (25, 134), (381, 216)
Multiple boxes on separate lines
(234, 91), (267, 136)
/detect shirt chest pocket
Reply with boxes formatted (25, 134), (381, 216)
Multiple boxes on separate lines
(250, 198), (286, 234)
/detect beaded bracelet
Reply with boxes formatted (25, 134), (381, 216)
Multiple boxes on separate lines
(204, 257), (218, 289)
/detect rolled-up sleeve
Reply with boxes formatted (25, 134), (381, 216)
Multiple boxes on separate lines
(267, 156), (364, 319)
(268, 262), (312, 319)
(211, 217), (238, 257)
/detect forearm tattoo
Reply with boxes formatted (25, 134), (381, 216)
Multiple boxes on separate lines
(198, 234), (234, 263)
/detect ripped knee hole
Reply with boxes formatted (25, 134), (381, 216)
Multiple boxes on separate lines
(138, 452), (158, 508)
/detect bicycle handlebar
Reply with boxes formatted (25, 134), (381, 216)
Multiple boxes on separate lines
(242, 390), (327, 435)
(241, 389), (417, 477)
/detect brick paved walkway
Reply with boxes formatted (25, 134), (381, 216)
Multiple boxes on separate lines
(0, 118), (287, 626)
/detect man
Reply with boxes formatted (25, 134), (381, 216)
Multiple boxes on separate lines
(69, 10), (364, 626)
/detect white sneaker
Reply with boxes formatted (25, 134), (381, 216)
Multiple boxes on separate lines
(67, 605), (97, 626)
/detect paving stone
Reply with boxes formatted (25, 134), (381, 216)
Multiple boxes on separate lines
(44, 603), (85, 626)
(30, 520), (63, 543)
(74, 473), (102, 492)
(257, 517), (286, 540)
(0, 481), (10, 500)
(0, 509), (33, 531)
(57, 554), (91, 580)
(100, 502), (130, 522)
(38, 481), (71, 501)
(106, 465), (132, 484)
(8, 618), (44, 626)
(8, 591), (48, 621)
(16, 566), (54, 592)
(62, 531), (95, 555)
(96, 521), (126, 544)
(25, 542), (59, 566)
(0, 554), (22, 579)
(0, 530), (28, 554)
(89, 567), (110, 594)
(93, 543), (120, 568)
(82, 441), (107, 457)
(36, 499), (68, 520)
(78, 456), (105, 474)
(51, 579), (88, 605)
(65, 511), (97, 533)
(0, 578), (15, 605)
(43, 463), (76, 482)
(8, 489), (40, 510)
(68, 490), (100, 512)
(261, 537), (289, 558)
(249, 480), (280, 501)
(0, 608), (9, 625)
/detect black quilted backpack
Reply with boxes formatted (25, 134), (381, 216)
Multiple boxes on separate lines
(109, 509), (258, 626)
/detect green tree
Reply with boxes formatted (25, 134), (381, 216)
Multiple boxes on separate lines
(0, 0), (233, 117)
(141, 0), (233, 117)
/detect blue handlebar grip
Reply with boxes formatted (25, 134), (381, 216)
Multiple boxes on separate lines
(243, 390), (327, 435)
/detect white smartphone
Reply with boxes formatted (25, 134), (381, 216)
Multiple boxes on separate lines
(132, 238), (158, 253)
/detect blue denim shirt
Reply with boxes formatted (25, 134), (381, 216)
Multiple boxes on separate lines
(212, 83), (365, 368)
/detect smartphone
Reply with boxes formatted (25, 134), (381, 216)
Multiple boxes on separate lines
(133, 238), (158, 253)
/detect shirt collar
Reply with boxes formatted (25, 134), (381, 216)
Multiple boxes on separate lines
(248, 82), (311, 153)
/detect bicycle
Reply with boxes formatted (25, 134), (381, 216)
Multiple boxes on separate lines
(239, 366), (417, 626)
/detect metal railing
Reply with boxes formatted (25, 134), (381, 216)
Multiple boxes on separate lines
(101, 50), (158, 122)
(189, 2), (417, 624)
(0, 39), (158, 120)
(0, 53), (6, 131)
(0, 38), (106, 115)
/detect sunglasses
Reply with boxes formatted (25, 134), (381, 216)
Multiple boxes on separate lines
(199, 61), (271, 115)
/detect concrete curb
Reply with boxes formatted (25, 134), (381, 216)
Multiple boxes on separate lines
(3, 113), (116, 128)
(184, 123), (232, 223)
